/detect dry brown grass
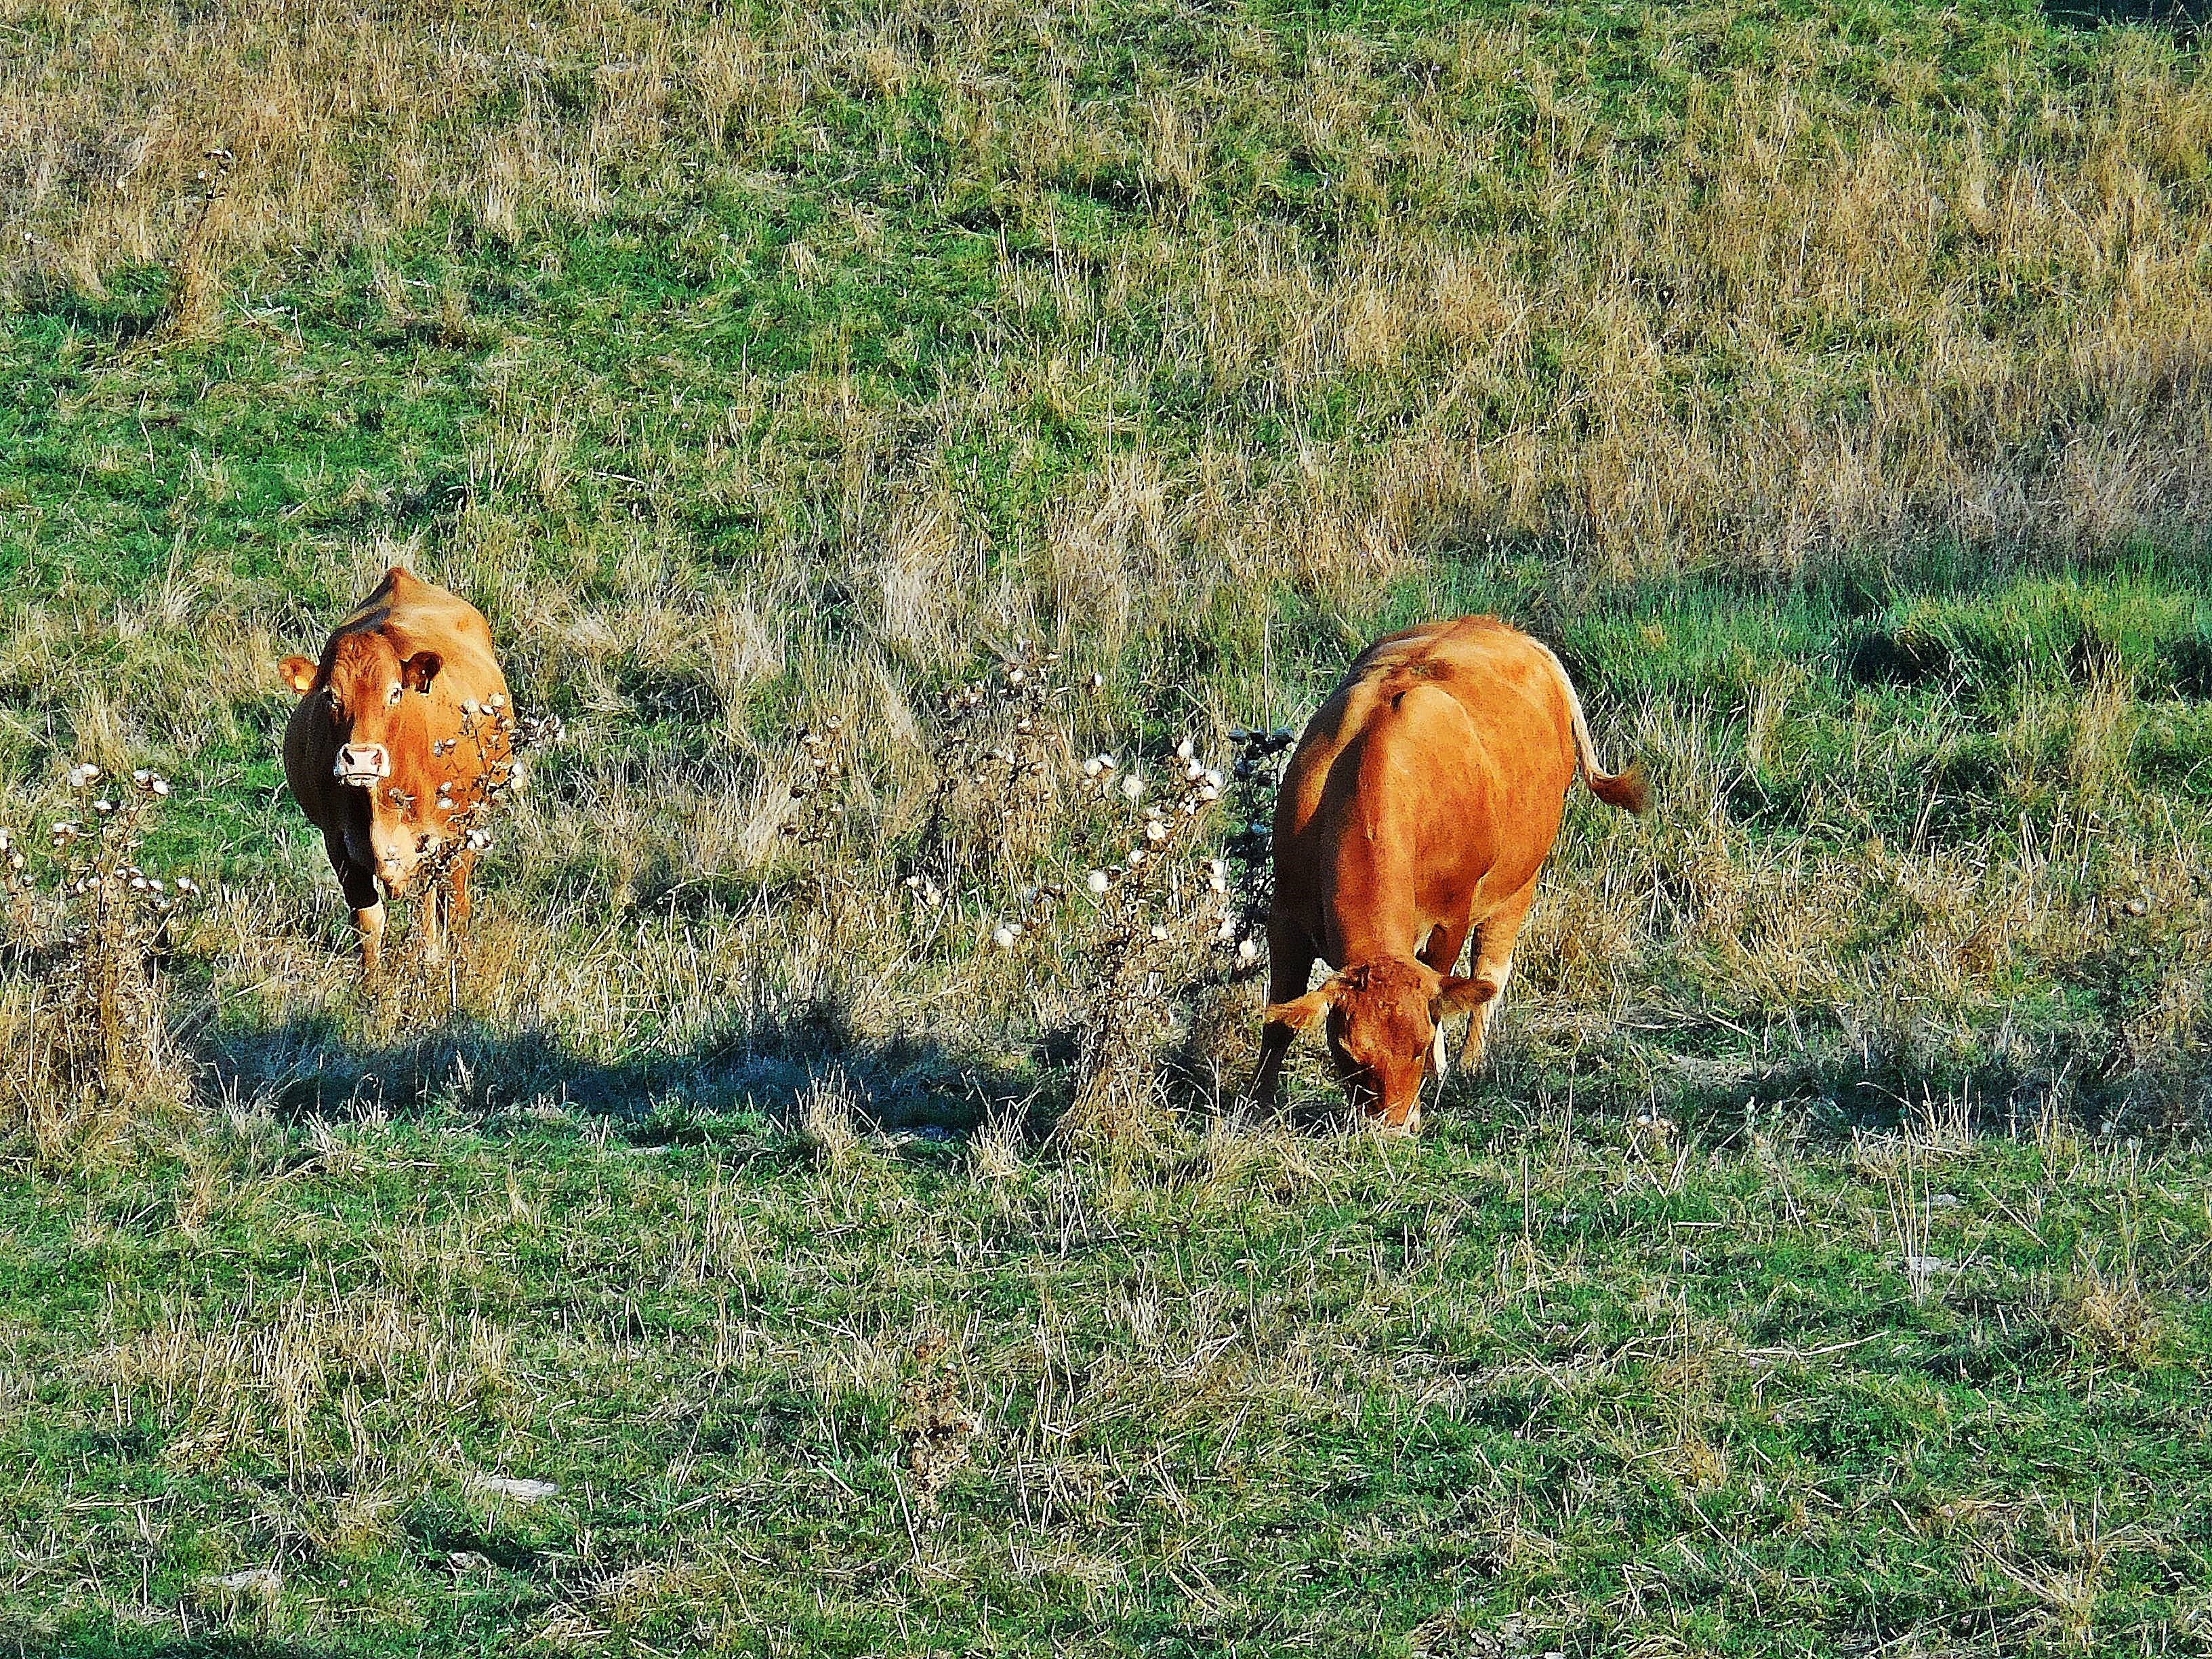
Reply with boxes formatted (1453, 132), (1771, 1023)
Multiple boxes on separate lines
(9, 1), (2212, 575)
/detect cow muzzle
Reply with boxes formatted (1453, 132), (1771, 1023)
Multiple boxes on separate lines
(334, 743), (392, 787)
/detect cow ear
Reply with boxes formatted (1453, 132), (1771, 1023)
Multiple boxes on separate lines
(279, 655), (318, 695)
(1265, 985), (1337, 1033)
(1433, 975), (1497, 1018)
(401, 651), (443, 693)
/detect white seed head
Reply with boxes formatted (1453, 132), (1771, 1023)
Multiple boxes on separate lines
(1126, 848), (1146, 867)
(1088, 672), (1105, 690)
(1216, 916), (1238, 941)
(67, 764), (100, 788)
(150, 777), (169, 796)
(1086, 869), (1110, 894)
(1237, 939), (1259, 962)
(1149, 924), (1170, 941)
(93, 798), (115, 814)
(1144, 821), (1168, 843)
(992, 925), (1018, 949)
(1175, 738), (1194, 761)
(1120, 775), (1145, 802)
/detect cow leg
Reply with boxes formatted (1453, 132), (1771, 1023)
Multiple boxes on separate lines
(447, 848), (476, 945)
(420, 878), (446, 966)
(1418, 921), (1469, 975)
(1460, 876), (1539, 1067)
(1248, 918), (1316, 1109)
(327, 830), (385, 977)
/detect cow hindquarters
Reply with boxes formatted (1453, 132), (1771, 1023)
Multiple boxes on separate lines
(1460, 876), (1538, 1067)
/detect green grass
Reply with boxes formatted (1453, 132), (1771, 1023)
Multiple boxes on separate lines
(9, 1099), (2209, 1656)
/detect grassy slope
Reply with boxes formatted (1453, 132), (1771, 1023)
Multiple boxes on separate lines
(4, 0), (2212, 1650)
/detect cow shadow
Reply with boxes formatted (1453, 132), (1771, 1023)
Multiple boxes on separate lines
(0, 1633), (339, 1659)
(2045, 0), (2211, 29)
(190, 983), (1055, 1149)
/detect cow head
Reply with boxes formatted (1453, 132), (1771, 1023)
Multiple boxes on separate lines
(280, 633), (445, 895)
(1266, 960), (1494, 1130)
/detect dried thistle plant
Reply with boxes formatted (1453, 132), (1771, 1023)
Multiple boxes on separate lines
(1218, 723), (1297, 966)
(149, 148), (234, 344)
(1051, 735), (1245, 1152)
(404, 699), (558, 987)
(912, 642), (1074, 897)
(2, 763), (209, 1164)
(778, 713), (851, 848)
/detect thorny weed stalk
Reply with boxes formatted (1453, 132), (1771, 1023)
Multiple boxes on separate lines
(404, 698), (560, 994)
(1051, 735), (1247, 1151)
(911, 642), (1080, 901)
(148, 146), (232, 345)
(1, 763), (208, 1164)
(943, 713), (1296, 1151)
(779, 713), (851, 850)
(776, 711), (867, 930)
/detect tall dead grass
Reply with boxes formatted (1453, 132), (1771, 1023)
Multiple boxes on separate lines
(9, 1), (2212, 571)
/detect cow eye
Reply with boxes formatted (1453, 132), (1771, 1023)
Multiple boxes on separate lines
(386, 686), (403, 706)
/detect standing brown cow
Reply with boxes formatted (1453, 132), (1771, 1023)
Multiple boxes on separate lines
(1250, 617), (1647, 1131)
(278, 567), (512, 973)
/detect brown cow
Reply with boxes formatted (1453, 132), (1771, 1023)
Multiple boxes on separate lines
(1250, 617), (1647, 1131)
(278, 567), (513, 974)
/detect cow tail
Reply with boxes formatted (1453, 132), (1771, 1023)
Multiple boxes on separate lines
(1537, 643), (1650, 815)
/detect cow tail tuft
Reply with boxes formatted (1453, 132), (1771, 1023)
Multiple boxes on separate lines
(1586, 760), (1649, 815)
(1536, 640), (1652, 816)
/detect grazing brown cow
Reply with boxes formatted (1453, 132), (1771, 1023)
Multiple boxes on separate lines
(1250, 617), (1647, 1132)
(278, 568), (512, 974)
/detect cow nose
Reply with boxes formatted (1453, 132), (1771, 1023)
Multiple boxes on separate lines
(334, 743), (390, 786)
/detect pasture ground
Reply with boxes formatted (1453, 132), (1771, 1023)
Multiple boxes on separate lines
(5, 0), (2212, 1650)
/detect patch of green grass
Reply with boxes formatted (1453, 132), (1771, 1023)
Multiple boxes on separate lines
(3, 1101), (2207, 1653)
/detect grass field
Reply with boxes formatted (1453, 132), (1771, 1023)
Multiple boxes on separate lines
(5, 0), (2212, 1650)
